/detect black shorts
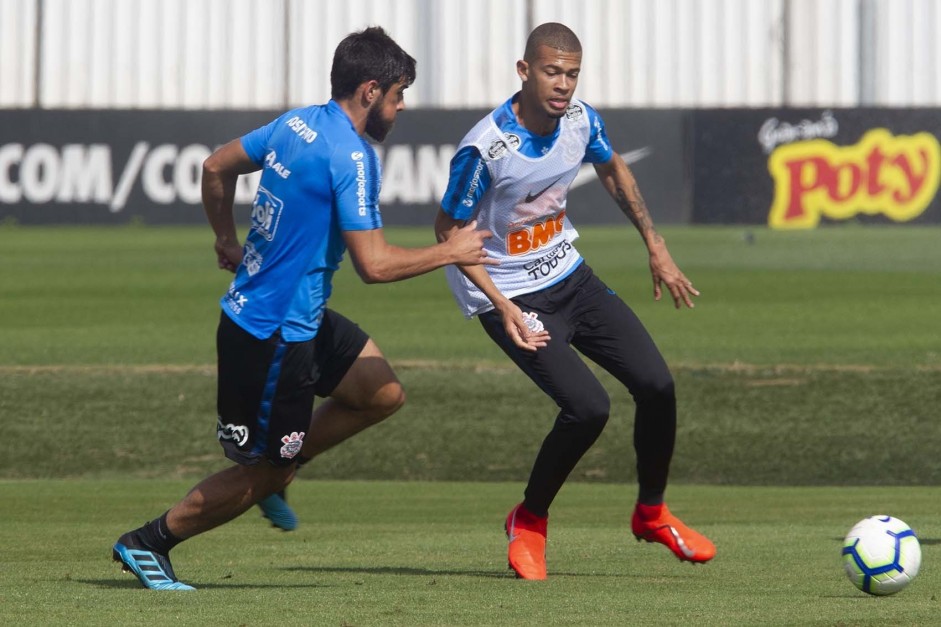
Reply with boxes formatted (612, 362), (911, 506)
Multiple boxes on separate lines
(215, 309), (369, 467)
(478, 262), (672, 420)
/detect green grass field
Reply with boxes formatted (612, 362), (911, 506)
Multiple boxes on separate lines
(1, 481), (940, 625)
(1, 224), (939, 624)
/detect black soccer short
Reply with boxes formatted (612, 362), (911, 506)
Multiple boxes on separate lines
(215, 309), (369, 467)
(478, 261), (673, 421)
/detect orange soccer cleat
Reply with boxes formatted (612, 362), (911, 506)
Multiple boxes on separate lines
(505, 502), (548, 580)
(631, 502), (716, 564)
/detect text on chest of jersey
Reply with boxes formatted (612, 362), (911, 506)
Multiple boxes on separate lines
(507, 210), (566, 255)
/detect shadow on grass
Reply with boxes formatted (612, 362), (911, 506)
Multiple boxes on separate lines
(286, 565), (507, 578)
(284, 565), (663, 579)
(84, 578), (336, 590)
(830, 537), (941, 546)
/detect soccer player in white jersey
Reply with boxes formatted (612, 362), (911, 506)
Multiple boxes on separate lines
(111, 27), (494, 591)
(435, 23), (716, 580)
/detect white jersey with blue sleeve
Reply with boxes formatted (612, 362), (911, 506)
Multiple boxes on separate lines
(440, 94), (613, 317)
(223, 100), (382, 341)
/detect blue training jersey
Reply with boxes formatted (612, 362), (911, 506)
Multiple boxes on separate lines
(221, 100), (382, 341)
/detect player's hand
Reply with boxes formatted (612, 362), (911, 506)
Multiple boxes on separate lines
(450, 220), (499, 266)
(497, 301), (551, 352)
(648, 240), (699, 309)
(214, 238), (243, 273)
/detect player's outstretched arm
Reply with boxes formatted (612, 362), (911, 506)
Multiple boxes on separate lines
(202, 140), (262, 273)
(434, 210), (550, 351)
(593, 154), (700, 309)
(343, 220), (496, 284)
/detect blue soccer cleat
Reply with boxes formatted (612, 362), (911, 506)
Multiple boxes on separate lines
(112, 533), (195, 591)
(258, 490), (298, 531)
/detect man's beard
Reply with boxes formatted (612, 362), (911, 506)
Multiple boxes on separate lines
(365, 103), (394, 142)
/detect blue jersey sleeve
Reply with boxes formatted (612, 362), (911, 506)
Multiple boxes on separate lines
(582, 103), (614, 164)
(440, 145), (491, 221)
(330, 141), (383, 231)
(240, 113), (290, 165)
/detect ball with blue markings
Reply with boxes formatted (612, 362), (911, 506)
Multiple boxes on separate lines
(842, 515), (921, 595)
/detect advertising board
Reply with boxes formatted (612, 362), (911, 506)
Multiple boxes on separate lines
(0, 108), (686, 226)
(690, 109), (941, 226)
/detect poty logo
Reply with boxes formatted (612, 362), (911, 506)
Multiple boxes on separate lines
(767, 128), (941, 228)
(506, 210), (566, 255)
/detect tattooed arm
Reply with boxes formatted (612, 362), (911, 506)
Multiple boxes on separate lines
(594, 153), (700, 309)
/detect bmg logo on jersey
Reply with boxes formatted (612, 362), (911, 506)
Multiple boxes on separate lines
(250, 185), (283, 241)
(507, 210), (566, 255)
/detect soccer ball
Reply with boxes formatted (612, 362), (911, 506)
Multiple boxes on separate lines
(842, 515), (921, 595)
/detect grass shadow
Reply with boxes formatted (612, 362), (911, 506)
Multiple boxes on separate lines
(284, 565), (663, 579)
(831, 537), (941, 546)
(81, 577), (334, 590)
(285, 565), (506, 578)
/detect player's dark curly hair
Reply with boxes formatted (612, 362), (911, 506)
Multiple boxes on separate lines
(330, 26), (416, 100)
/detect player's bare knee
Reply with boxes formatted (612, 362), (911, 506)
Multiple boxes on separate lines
(239, 459), (295, 489)
(372, 381), (406, 421)
(383, 383), (405, 418)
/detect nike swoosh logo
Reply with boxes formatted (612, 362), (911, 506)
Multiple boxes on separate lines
(507, 511), (519, 542)
(569, 146), (653, 190)
(669, 526), (697, 558)
(525, 177), (562, 203)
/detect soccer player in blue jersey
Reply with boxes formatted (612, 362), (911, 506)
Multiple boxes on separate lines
(112, 26), (494, 591)
(434, 23), (715, 580)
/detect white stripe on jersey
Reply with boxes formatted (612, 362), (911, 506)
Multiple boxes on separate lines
(446, 100), (594, 317)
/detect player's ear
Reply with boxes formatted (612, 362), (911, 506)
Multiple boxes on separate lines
(360, 80), (381, 105)
(516, 59), (529, 82)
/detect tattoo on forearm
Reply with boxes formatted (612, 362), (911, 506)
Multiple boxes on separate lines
(615, 185), (661, 242)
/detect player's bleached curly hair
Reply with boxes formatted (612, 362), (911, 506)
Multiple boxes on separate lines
(524, 22), (582, 61)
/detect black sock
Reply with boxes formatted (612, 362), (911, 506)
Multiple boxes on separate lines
(138, 511), (184, 554)
(637, 490), (664, 506)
